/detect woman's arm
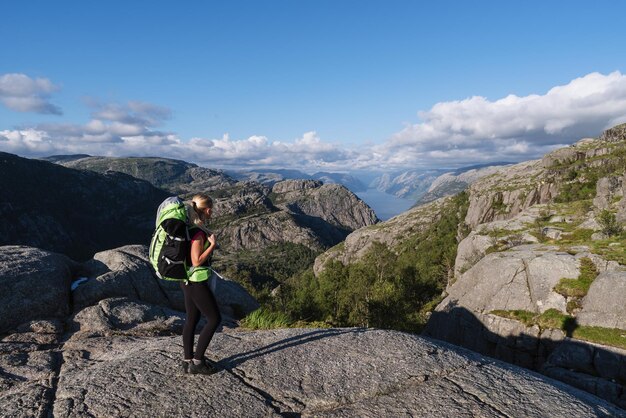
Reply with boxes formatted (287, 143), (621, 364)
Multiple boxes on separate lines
(190, 233), (216, 267)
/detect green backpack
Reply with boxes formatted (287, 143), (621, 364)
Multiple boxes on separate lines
(149, 197), (191, 281)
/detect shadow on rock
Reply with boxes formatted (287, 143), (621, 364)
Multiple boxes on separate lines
(219, 328), (362, 370)
(424, 305), (626, 409)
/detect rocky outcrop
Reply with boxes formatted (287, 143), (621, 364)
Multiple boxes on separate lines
(577, 270), (626, 329)
(0, 246), (76, 334)
(618, 173), (626, 224)
(68, 297), (186, 337)
(271, 180), (378, 231)
(464, 160), (559, 229)
(463, 126), (626, 230)
(599, 123), (626, 143)
(0, 244), (258, 340)
(446, 245), (577, 314)
(2, 328), (623, 417)
(593, 176), (624, 210)
(427, 237), (626, 406)
(543, 340), (626, 408)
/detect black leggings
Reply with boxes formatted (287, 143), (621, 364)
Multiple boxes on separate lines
(180, 281), (222, 360)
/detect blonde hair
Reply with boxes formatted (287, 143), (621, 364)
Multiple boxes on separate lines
(187, 193), (213, 227)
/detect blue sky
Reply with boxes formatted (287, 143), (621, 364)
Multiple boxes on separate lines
(2, 1), (626, 172)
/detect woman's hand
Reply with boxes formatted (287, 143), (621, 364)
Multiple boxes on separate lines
(207, 233), (216, 248)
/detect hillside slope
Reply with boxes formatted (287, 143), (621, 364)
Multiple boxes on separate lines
(0, 152), (169, 260)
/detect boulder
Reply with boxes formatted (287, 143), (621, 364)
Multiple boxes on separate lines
(542, 227), (563, 240)
(577, 271), (626, 329)
(454, 232), (495, 276)
(579, 216), (603, 231)
(592, 232), (610, 241)
(593, 176), (623, 210)
(73, 245), (259, 317)
(68, 297), (185, 337)
(440, 246), (576, 314)
(0, 246), (75, 334)
(30, 329), (623, 417)
(73, 245), (171, 310)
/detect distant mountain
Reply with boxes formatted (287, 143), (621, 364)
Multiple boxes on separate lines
(311, 171), (367, 192)
(370, 169), (447, 199)
(1, 152), (169, 260)
(46, 155), (236, 194)
(43, 154), (92, 163)
(44, 155), (378, 286)
(229, 169), (367, 192)
(371, 163), (512, 202)
(415, 163), (511, 205)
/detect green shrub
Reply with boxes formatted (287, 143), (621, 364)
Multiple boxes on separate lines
(490, 310), (536, 327)
(240, 308), (291, 329)
(554, 257), (598, 298)
(536, 309), (571, 330)
(280, 191), (470, 333)
(562, 228), (594, 243)
(597, 209), (623, 237)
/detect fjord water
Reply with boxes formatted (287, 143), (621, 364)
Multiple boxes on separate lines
(355, 188), (415, 221)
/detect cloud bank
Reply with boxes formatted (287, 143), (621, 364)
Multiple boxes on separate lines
(0, 73), (62, 115)
(2, 71), (626, 171)
(377, 71), (626, 168)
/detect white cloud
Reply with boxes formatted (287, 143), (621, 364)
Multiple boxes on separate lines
(379, 71), (626, 167)
(0, 73), (62, 114)
(2, 71), (626, 171)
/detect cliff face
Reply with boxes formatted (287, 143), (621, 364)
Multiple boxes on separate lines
(464, 124), (626, 228)
(424, 124), (626, 408)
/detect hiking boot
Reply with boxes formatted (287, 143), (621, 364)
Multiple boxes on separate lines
(188, 360), (217, 375)
(182, 360), (191, 374)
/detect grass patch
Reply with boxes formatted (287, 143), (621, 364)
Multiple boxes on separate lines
(490, 309), (536, 327)
(554, 257), (598, 298)
(240, 308), (291, 330)
(561, 228), (594, 243)
(490, 309), (626, 350)
(572, 326), (626, 350)
(536, 309), (572, 330)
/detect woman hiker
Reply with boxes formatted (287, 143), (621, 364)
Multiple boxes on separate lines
(181, 193), (222, 375)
